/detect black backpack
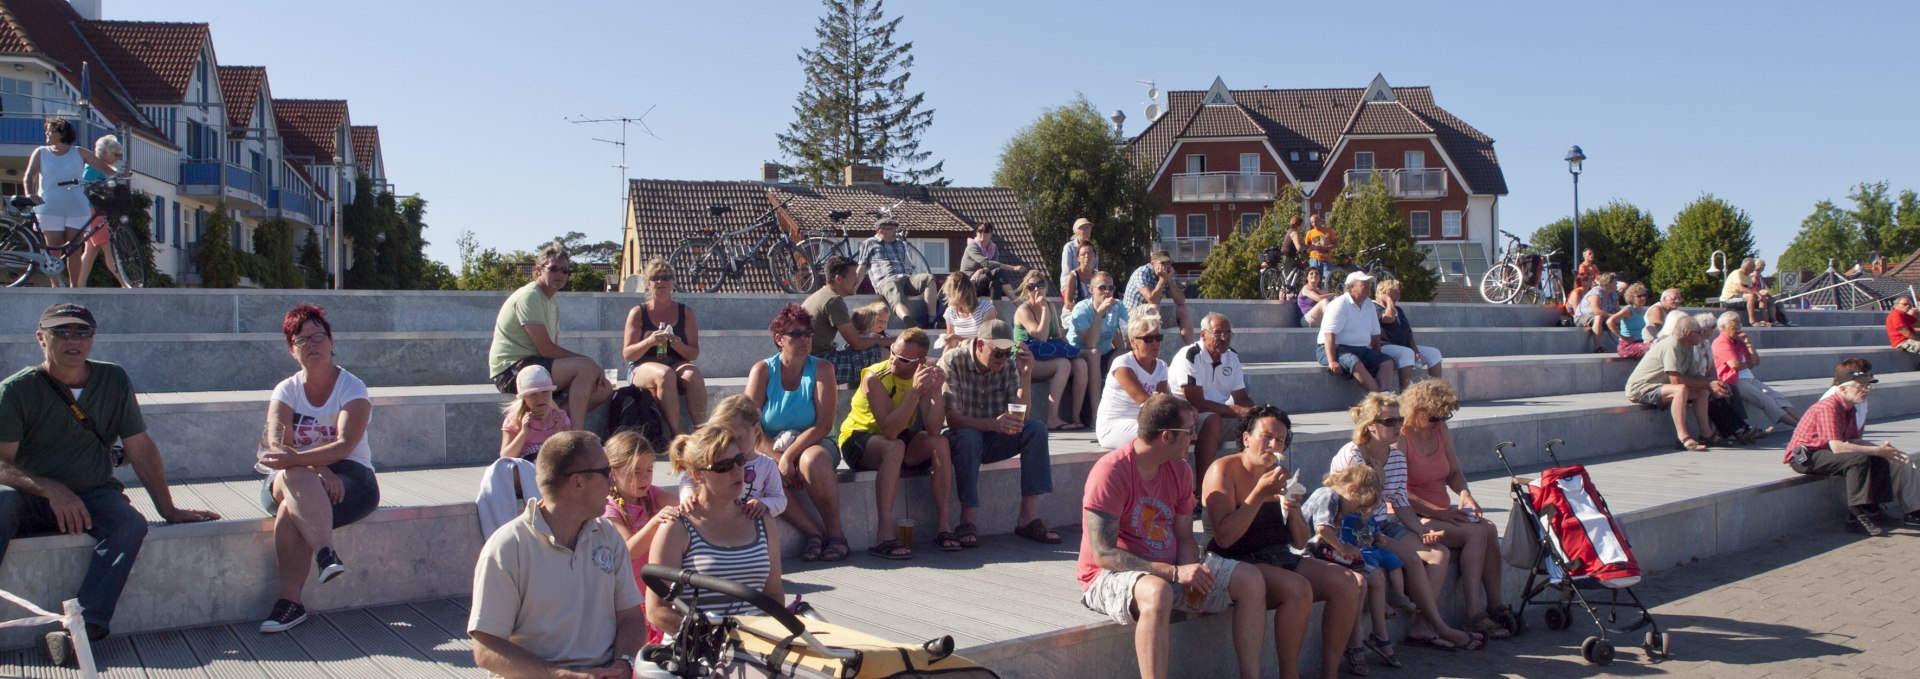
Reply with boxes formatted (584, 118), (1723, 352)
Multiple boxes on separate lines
(603, 385), (673, 452)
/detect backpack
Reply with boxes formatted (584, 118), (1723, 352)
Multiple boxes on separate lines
(603, 384), (673, 452)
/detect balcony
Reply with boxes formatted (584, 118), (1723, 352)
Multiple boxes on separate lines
(269, 189), (315, 225)
(1343, 168), (1448, 199)
(0, 115), (115, 149)
(1171, 171), (1278, 202)
(1159, 236), (1217, 263)
(180, 160), (266, 209)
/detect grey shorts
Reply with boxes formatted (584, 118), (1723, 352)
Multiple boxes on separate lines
(1080, 553), (1241, 625)
(1631, 385), (1667, 406)
(875, 273), (936, 311)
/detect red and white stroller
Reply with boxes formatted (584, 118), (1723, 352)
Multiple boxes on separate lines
(1497, 439), (1670, 666)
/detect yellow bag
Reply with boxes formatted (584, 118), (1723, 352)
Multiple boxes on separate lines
(727, 614), (1002, 679)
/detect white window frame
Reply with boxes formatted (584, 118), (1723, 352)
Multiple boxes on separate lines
(1184, 214), (1208, 238)
(1186, 154), (1206, 174)
(910, 238), (950, 274)
(1441, 210), (1462, 238)
(1239, 153), (1260, 175)
(1353, 151), (1375, 171)
(1409, 211), (1432, 239)
(1404, 150), (1425, 169)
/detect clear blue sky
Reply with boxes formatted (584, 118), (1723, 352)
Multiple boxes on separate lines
(114, 0), (1920, 269)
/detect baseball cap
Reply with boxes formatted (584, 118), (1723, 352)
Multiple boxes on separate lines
(977, 319), (1016, 351)
(516, 364), (558, 396)
(1072, 217), (1094, 231)
(1834, 367), (1878, 386)
(1343, 271), (1375, 287)
(39, 303), (96, 330)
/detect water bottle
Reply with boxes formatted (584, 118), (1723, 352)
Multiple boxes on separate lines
(655, 322), (670, 357)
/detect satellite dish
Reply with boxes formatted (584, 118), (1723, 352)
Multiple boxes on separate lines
(1145, 103), (1163, 121)
(1147, 86), (1160, 101)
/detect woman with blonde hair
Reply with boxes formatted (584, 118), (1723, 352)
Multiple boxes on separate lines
(1094, 308), (1169, 447)
(72, 134), (131, 287)
(1397, 381), (1513, 640)
(622, 257), (708, 433)
(648, 426), (784, 632)
(1012, 269), (1090, 430)
(941, 271), (998, 349)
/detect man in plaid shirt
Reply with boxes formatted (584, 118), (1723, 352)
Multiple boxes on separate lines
(1785, 364), (1909, 537)
(940, 320), (1058, 545)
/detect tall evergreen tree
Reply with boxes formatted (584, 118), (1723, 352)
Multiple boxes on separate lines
(1651, 194), (1757, 304)
(299, 229), (327, 289)
(777, 0), (943, 185)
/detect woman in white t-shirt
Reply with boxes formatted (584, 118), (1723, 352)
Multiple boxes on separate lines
(941, 272), (998, 350)
(1094, 310), (1170, 447)
(256, 304), (381, 634)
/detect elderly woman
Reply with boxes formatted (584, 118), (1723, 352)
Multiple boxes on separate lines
(24, 117), (118, 287)
(71, 135), (131, 288)
(1094, 309), (1170, 448)
(1203, 405), (1364, 679)
(1059, 218), (1098, 282)
(1328, 393), (1485, 652)
(623, 257), (708, 433)
(1712, 311), (1802, 431)
(1574, 272), (1620, 353)
(941, 271), (998, 350)
(257, 304), (381, 633)
(744, 304), (850, 562)
(1683, 312), (1759, 444)
(1013, 269), (1090, 430)
(1296, 267), (1335, 327)
(1375, 278), (1443, 387)
(1397, 381), (1514, 641)
(648, 426), (783, 631)
(1607, 283), (1653, 359)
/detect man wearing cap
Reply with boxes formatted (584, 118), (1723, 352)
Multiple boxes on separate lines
(858, 218), (941, 329)
(0, 303), (220, 661)
(1167, 313), (1254, 474)
(959, 222), (1029, 301)
(940, 320), (1058, 545)
(488, 242), (613, 430)
(1785, 363), (1908, 537)
(1124, 250), (1195, 345)
(1318, 272), (1390, 393)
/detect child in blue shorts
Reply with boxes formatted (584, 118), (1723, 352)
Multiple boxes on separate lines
(1304, 464), (1416, 672)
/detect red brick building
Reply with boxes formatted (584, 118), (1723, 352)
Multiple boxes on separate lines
(1125, 75), (1508, 286)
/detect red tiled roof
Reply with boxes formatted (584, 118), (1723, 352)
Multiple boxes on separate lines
(217, 65), (263, 131)
(1885, 249), (1920, 283)
(1344, 101), (1433, 135)
(0, 0), (171, 144)
(76, 20), (209, 104)
(1181, 104), (1266, 138)
(350, 125), (379, 171)
(274, 98), (347, 161)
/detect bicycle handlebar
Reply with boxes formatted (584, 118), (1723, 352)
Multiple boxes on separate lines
(638, 564), (856, 660)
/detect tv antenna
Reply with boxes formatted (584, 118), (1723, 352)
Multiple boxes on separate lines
(567, 106), (661, 207)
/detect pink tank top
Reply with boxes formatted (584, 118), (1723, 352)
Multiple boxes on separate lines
(1398, 423), (1456, 508)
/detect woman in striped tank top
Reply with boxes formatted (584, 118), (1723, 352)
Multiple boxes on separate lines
(646, 426), (783, 631)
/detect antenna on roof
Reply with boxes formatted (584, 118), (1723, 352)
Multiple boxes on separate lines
(568, 107), (661, 263)
(1137, 80), (1165, 122)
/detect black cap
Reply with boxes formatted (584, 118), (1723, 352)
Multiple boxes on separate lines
(38, 303), (95, 330)
(1834, 367), (1878, 386)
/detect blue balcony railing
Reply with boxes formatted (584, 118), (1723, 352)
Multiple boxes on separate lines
(270, 189), (315, 221)
(180, 160), (222, 186)
(0, 115), (114, 146)
(224, 165), (260, 196)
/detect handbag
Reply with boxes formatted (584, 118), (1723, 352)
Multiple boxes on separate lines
(1501, 494), (1541, 570)
(1024, 338), (1078, 361)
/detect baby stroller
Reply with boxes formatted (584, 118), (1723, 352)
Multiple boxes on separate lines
(1495, 440), (1670, 666)
(636, 565), (1004, 678)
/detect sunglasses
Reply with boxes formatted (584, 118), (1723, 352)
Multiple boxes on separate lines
(650, 275), (675, 283)
(1374, 417), (1405, 427)
(547, 264), (572, 275)
(988, 348), (1012, 360)
(1096, 285), (1115, 291)
(1133, 335), (1162, 343)
(892, 354), (924, 364)
(703, 453), (752, 474)
(47, 328), (95, 340)
(1025, 282), (1046, 290)
(565, 465), (612, 478)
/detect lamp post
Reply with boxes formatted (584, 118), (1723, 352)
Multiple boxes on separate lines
(1565, 146), (1585, 271)
(331, 155), (343, 290)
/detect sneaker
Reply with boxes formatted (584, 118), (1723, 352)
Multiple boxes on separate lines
(43, 630), (71, 666)
(1847, 512), (1888, 537)
(1904, 511), (1920, 528)
(316, 547), (347, 584)
(259, 598), (308, 633)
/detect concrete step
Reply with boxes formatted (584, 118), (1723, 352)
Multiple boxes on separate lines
(127, 346), (1916, 482)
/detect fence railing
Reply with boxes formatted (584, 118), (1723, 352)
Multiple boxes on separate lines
(1171, 172), (1278, 202)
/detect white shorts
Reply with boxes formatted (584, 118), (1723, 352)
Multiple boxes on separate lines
(36, 212), (88, 233)
(1379, 343), (1443, 369)
(1096, 418), (1137, 449)
(1081, 553), (1242, 625)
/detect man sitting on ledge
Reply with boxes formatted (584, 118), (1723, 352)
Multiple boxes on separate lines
(0, 303), (219, 665)
(488, 242), (613, 429)
(1785, 364), (1909, 537)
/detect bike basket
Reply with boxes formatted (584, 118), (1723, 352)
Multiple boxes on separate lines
(86, 180), (133, 216)
(1260, 246), (1287, 267)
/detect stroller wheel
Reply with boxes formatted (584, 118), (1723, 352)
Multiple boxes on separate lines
(1580, 637), (1615, 666)
(1544, 606), (1571, 631)
(1645, 631), (1670, 659)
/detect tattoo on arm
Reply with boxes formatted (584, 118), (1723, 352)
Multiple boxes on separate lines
(1086, 509), (1152, 573)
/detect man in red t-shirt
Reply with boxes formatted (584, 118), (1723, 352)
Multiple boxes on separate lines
(1887, 296), (1919, 354)
(1076, 395), (1267, 679)
(1785, 365), (1908, 536)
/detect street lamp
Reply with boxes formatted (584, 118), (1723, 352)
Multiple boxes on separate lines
(330, 155), (343, 290)
(1706, 250), (1728, 275)
(1565, 145), (1585, 271)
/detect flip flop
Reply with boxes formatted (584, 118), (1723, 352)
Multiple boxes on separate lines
(1402, 635), (1457, 652)
(1679, 437), (1709, 451)
(954, 523), (980, 548)
(1014, 518), (1062, 545)
(798, 534), (824, 562)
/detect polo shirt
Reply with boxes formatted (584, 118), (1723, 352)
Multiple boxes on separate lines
(1167, 342), (1246, 405)
(939, 340), (1023, 421)
(469, 500), (644, 669)
(488, 282), (559, 378)
(1321, 293), (1381, 347)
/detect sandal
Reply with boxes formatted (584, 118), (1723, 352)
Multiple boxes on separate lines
(1457, 631), (1488, 651)
(1342, 647), (1370, 676)
(798, 535), (824, 563)
(1679, 437), (1710, 452)
(1402, 635), (1457, 652)
(954, 523), (981, 549)
(1014, 518), (1062, 545)
(819, 537), (850, 562)
(1363, 634), (1402, 668)
(1466, 613), (1514, 640)
(865, 539), (912, 560)
(934, 531), (963, 552)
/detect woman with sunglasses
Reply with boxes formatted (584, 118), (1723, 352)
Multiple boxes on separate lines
(623, 258), (707, 434)
(648, 425), (784, 632)
(1396, 381), (1514, 641)
(1013, 269), (1091, 431)
(1203, 406), (1364, 679)
(1095, 310), (1170, 448)
(1329, 393), (1484, 652)
(744, 304), (850, 562)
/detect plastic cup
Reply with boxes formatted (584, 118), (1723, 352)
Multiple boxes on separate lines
(1008, 403), (1028, 417)
(895, 518), (916, 547)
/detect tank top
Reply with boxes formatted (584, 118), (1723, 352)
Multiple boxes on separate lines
(1621, 306), (1647, 342)
(1398, 423), (1456, 508)
(760, 353), (818, 435)
(34, 145), (89, 217)
(944, 303), (993, 340)
(631, 302), (689, 367)
(679, 516), (771, 617)
(1207, 500), (1291, 559)
(1013, 302), (1063, 342)
(838, 361), (917, 448)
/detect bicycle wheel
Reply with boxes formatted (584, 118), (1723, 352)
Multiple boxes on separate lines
(109, 223), (148, 288)
(669, 239), (727, 294)
(1479, 262), (1522, 304)
(766, 241), (808, 295)
(1369, 267), (1396, 283)
(904, 242), (933, 277)
(0, 223), (40, 287)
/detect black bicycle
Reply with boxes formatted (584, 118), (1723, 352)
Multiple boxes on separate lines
(792, 199), (926, 293)
(1325, 243), (1396, 291)
(669, 196), (808, 294)
(0, 177), (147, 288)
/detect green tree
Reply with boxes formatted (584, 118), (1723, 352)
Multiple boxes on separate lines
(1884, 188), (1920, 262)
(1327, 178), (1438, 301)
(342, 175), (380, 288)
(1529, 200), (1662, 285)
(777, 0), (943, 185)
(196, 205), (239, 288)
(249, 218), (303, 288)
(1198, 188), (1302, 299)
(1777, 200), (1863, 275)
(992, 96), (1156, 280)
(421, 258), (458, 290)
(1849, 181), (1894, 259)
(1651, 194), (1757, 304)
(397, 195), (434, 289)
(299, 229), (327, 289)
(83, 191), (171, 287)
(455, 230), (532, 291)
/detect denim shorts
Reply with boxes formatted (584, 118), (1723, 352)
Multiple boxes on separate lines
(259, 459), (381, 528)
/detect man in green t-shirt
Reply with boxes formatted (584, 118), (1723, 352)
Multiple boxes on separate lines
(803, 255), (890, 385)
(488, 243), (612, 428)
(0, 303), (218, 662)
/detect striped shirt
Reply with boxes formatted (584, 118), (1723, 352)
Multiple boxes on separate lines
(943, 303), (994, 341)
(1329, 442), (1410, 524)
(678, 517), (772, 617)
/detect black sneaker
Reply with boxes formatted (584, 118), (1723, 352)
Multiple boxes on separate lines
(316, 547), (347, 584)
(259, 598), (308, 633)
(1847, 512), (1888, 537)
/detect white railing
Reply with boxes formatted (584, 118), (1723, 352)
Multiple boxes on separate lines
(1159, 237), (1217, 263)
(1344, 168), (1448, 199)
(1171, 172), (1278, 202)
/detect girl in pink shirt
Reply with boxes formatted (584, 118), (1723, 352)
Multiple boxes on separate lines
(604, 430), (677, 644)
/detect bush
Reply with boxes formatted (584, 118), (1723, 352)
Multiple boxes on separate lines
(1651, 194), (1756, 305)
(1198, 187), (1303, 300)
(195, 206), (239, 288)
(1328, 178), (1438, 301)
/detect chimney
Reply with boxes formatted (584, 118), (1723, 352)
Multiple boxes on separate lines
(70, 0), (103, 20)
(843, 164), (885, 186)
(760, 162), (782, 183)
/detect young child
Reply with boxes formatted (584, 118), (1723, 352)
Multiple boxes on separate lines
(499, 364), (571, 462)
(603, 430), (677, 644)
(679, 395), (787, 520)
(1304, 464), (1412, 673)
(851, 299), (891, 341)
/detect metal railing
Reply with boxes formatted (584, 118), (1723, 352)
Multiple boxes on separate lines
(1158, 236), (1217, 263)
(1344, 168), (1448, 199)
(1171, 172), (1278, 202)
(1771, 276), (1893, 311)
(0, 114), (115, 147)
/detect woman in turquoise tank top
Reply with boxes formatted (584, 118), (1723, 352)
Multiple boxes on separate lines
(72, 135), (131, 288)
(744, 304), (849, 561)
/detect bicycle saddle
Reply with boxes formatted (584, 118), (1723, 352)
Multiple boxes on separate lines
(707, 205), (732, 217)
(828, 210), (853, 221)
(6, 196), (32, 212)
